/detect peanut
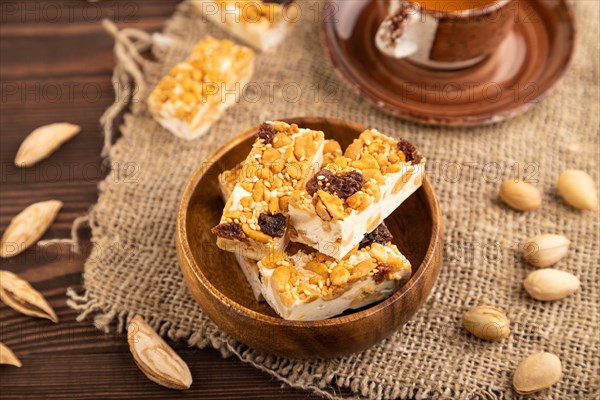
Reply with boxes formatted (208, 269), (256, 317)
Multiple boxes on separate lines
(330, 266), (350, 286)
(304, 261), (328, 276)
(271, 266), (291, 292)
(262, 148), (282, 163)
(242, 223), (272, 243)
(346, 192), (372, 212)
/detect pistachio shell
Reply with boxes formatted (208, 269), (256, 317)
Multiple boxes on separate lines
(522, 234), (570, 268)
(462, 305), (510, 341)
(0, 342), (22, 367)
(557, 170), (598, 210)
(0, 270), (59, 323)
(15, 123), (80, 167)
(499, 180), (542, 211)
(523, 269), (580, 301)
(127, 315), (192, 390)
(513, 352), (562, 394)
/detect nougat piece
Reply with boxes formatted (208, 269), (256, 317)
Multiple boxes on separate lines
(257, 225), (411, 321)
(192, 0), (297, 52)
(212, 121), (325, 260)
(289, 129), (425, 259)
(148, 36), (255, 140)
(217, 139), (343, 301)
(218, 139), (342, 300)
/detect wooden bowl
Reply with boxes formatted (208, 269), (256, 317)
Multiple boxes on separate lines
(176, 117), (443, 359)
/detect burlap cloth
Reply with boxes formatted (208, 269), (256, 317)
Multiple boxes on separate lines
(67, 1), (599, 398)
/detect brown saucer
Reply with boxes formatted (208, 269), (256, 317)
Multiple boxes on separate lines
(322, 0), (575, 126)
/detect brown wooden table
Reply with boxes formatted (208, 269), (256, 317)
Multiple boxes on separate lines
(0, 1), (332, 398)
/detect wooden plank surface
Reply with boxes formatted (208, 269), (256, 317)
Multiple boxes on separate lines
(0, 1), (336, 398)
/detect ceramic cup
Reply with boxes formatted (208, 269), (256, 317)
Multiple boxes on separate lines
(375, 0), (516, 70)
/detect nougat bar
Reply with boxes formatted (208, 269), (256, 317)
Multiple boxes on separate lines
(289, 129), (425, 259)
(192, 0), (297, 52)
(257, 224), (412, 321)
(217, 139), (343, 301)
(212, 121), (325, 260)
(148, 36), (254, 140)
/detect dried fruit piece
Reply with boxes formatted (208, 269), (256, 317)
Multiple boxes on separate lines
(462, 305), (510, 341)
(513, 352), (562, 395)
(358, 224), (393, 249)
(333, 171), (364, 199)
(257, 213), (287, 237)
(499, 180), (542, 211)
(0, 342), (22, 367)
(522, 234), (570, 267)
(0, 270), (58, 323)
(556, 169), (598, 210)
(256, 122), (276, 144)
(15, 123), (80, 167)
(211, 222), (245, 240)
(523, 268), (580, 301)
(397, 138), (422, 164)
(127, 315), (192, 390)
(1, 200), (63, 258)
(306, 169), (363, 199)
(306, 169), (334, 196)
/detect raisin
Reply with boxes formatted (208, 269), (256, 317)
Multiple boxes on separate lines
(257, 122), (277, 144)
(305, 170), (363, 199)
(258, 212), (287, 237)
(373, 263), (393, 284)
(333, 171), (363, 199)
(397, 138), (422, 164)
(306, 169), (335, 196)
(358, 223), (393, 249)
(211, 222), (244, 240)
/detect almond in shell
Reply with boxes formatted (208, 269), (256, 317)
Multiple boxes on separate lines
(556, 169), (598, 210)
(127, 315), (192, 390)
(15, 123), (81, 167)
(0, 342), (22, 367)
(499, 180), (542, 211)
(0, 200), (62, 258)
(0, 270), (58, 323)
(522, 234), (570, 268)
